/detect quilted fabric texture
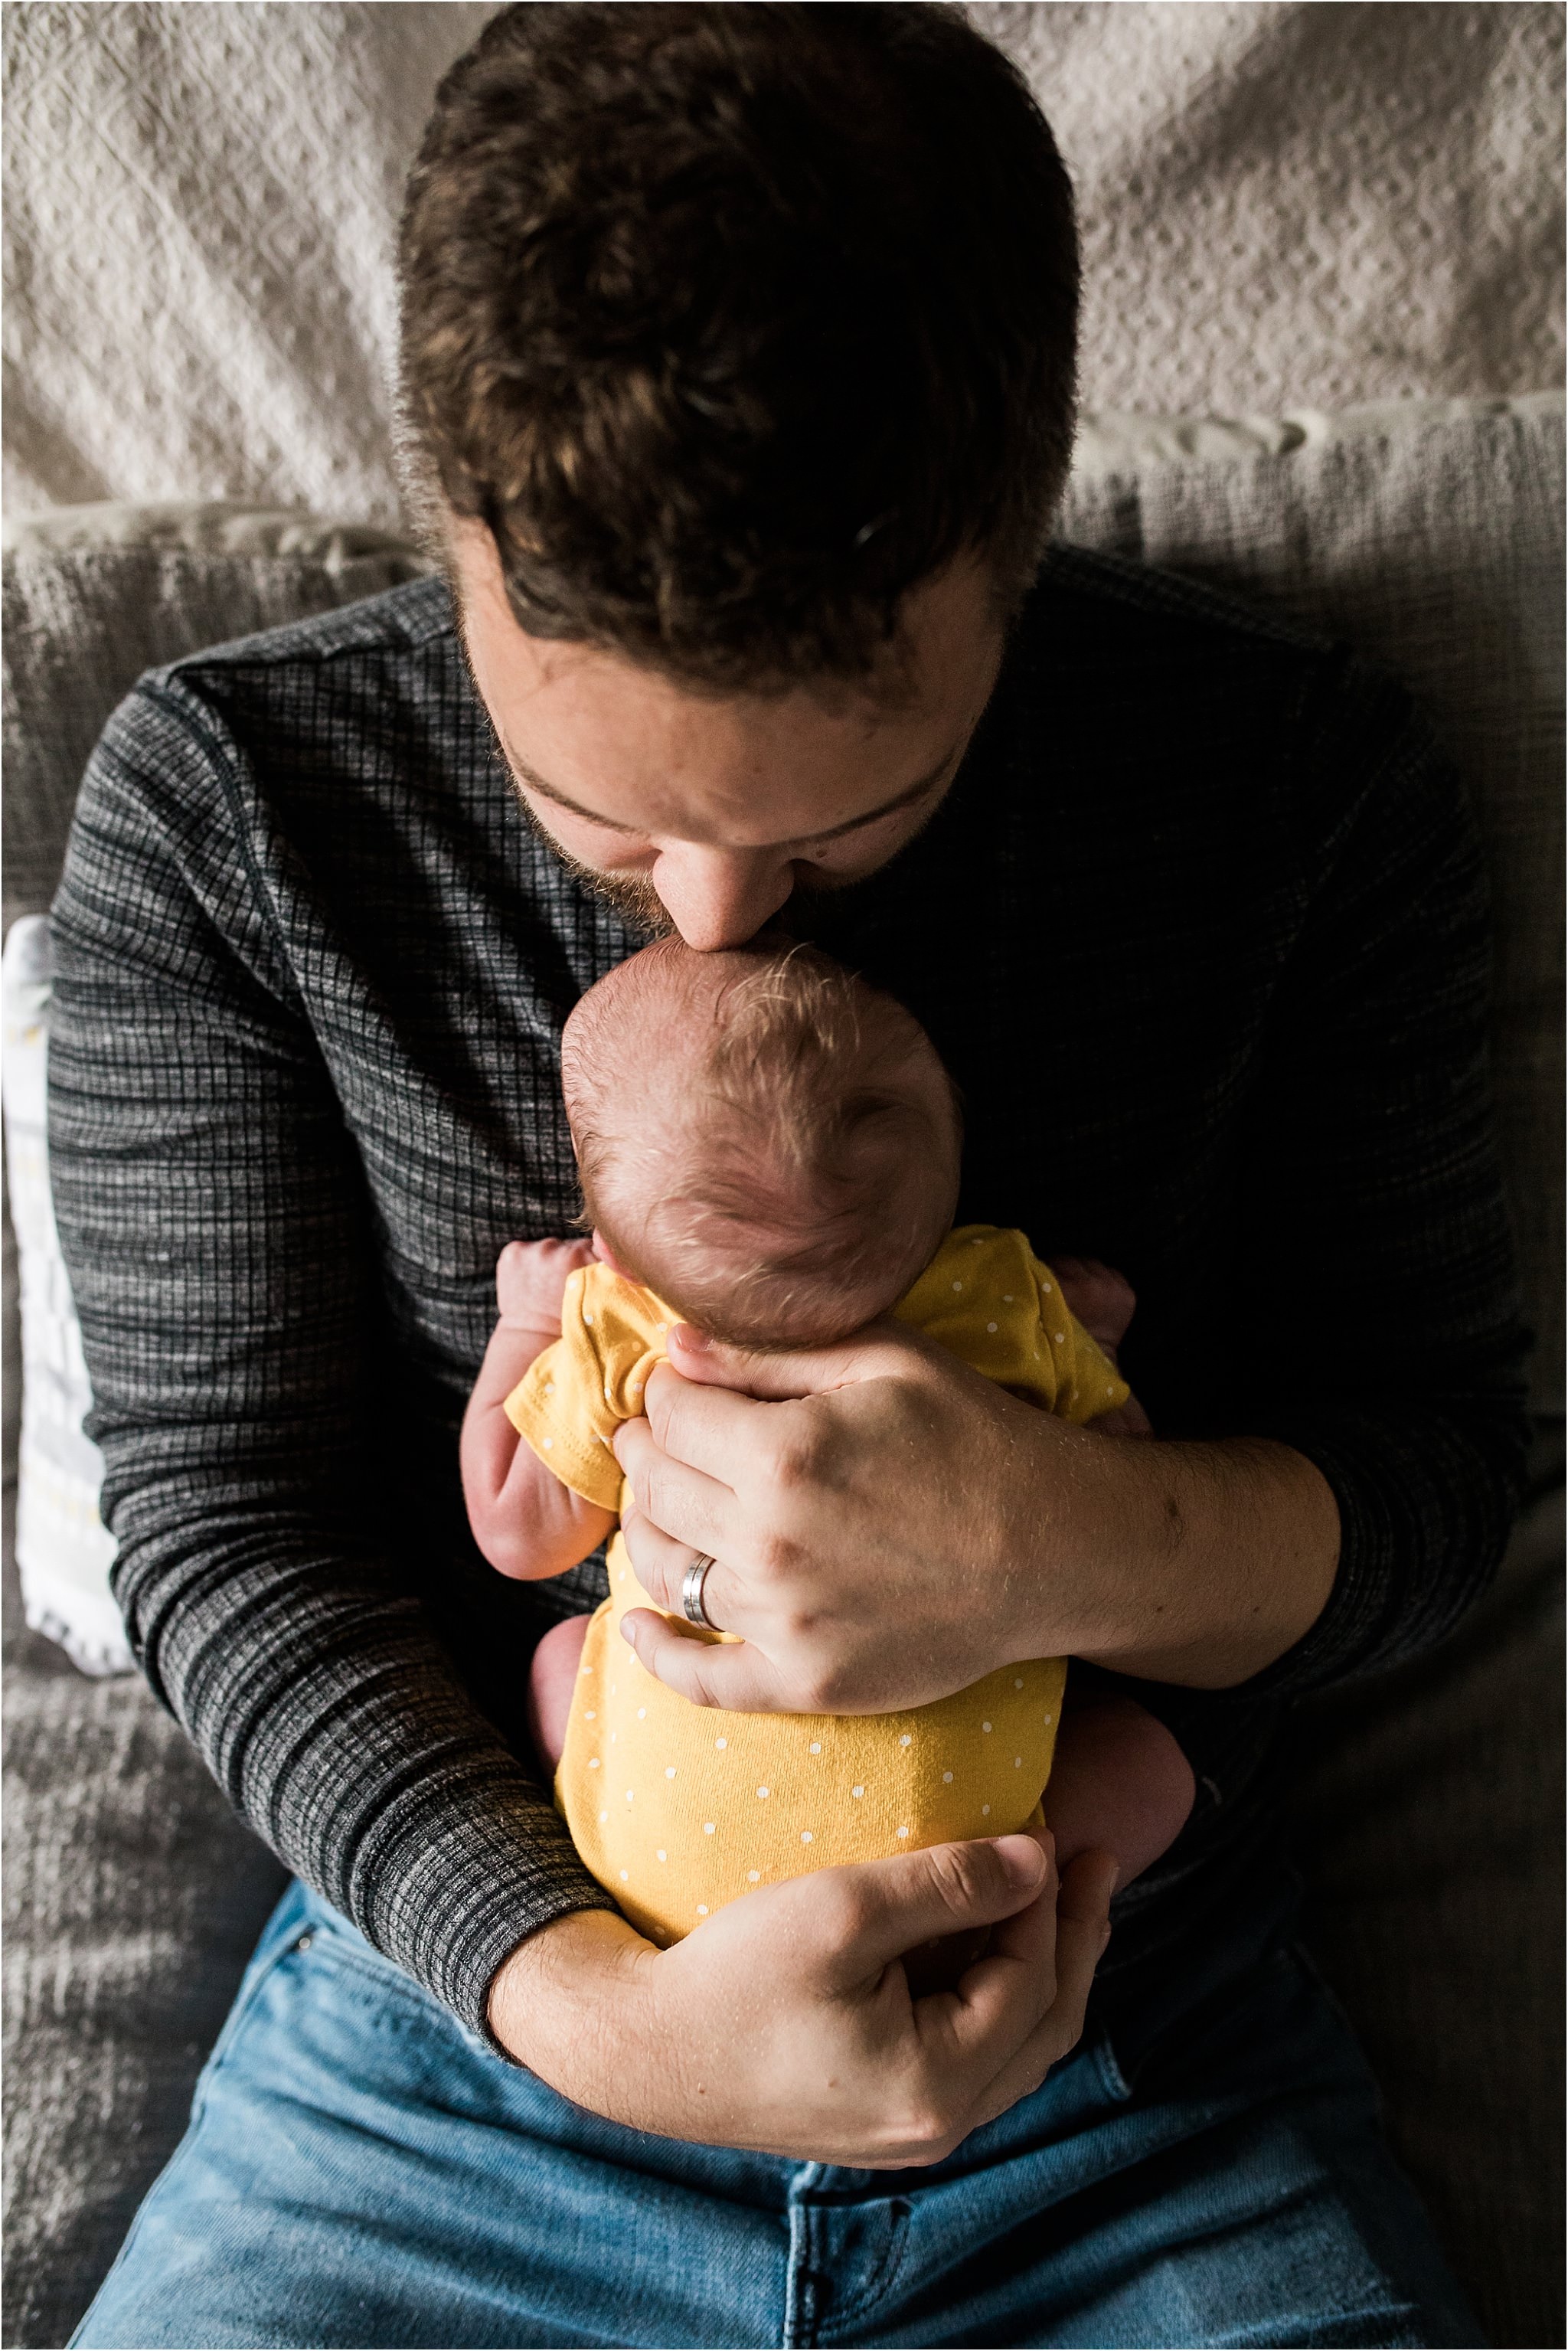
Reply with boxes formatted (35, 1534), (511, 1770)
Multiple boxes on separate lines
(3, 4), (1562, 524)
(973, 0), (1565, 416)
(2, 1534), (288, 2351)
(2, 1), (494, 524)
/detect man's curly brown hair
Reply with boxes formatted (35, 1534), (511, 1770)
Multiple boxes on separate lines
(398, 2), (1078, 692)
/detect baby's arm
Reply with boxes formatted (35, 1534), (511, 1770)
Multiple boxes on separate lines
(460, 1238), (617, 1580)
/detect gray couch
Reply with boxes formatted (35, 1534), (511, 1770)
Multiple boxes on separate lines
(3, 403), (1562, 2347)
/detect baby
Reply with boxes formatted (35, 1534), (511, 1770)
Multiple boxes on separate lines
(463, 940), (1193, 1947)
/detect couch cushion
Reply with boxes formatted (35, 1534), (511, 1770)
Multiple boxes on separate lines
(2, 1529), (287, 2350)
(1, 505), (432, 931)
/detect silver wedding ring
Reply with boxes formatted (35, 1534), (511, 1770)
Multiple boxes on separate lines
(681, 1553), (719, 1630)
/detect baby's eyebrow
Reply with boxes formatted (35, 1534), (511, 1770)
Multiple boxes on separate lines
(501, 742), (962, 842)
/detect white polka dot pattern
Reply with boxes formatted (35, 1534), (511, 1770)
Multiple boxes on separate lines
(538, 1231), (1084, 1947)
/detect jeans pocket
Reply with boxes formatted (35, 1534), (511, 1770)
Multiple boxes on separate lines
(198, 1882), (318, 2078)
(289, 1894), (524, 2081)
(291, 1898), (443, 2012)
(1089, 2022), (1135, 2104)
(1286, 1939), (1391, 2125)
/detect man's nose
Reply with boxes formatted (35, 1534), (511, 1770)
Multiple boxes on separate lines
(649, 845), (795, 951)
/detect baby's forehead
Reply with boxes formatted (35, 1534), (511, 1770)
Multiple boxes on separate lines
(570, 937), (714, 1019)
(563, 952), (718, 1094)
(562, 938), (943, 1138)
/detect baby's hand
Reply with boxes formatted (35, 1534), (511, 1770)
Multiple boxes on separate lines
(1051, 1257), (1152, 1437)
(462, 1232), (616, 1582)
(1086, 1394), (1154, 1438)
(1050, 1256), (1137, 1358)
(495, 1235), (596, 1336)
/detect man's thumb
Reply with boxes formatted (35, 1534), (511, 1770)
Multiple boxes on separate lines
(825, 1834), (1052, 1983)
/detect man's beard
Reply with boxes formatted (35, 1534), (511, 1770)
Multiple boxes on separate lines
(552, 845), (677, 938)
(500, 787), (669, 934)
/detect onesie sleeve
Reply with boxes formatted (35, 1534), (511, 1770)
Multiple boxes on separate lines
(897, 1228), (1129, 1421)
(1031, 1255), (1132, 1426)
(505, 1266), (662, 1511)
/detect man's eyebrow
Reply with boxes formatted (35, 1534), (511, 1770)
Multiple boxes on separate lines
(503, 744), (962, 841)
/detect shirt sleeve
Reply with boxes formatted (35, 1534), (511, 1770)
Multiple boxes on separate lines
(1222, 660), (1531, 1698)
(47, 683), (619, 2040)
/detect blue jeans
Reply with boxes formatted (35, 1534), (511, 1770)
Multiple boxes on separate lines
(74, 1877), (1479, 2349)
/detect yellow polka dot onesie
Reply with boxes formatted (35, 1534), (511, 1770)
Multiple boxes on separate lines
(505, 1225), (1130, 1945)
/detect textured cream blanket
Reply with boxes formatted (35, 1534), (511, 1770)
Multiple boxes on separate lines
(3, 2), (1561, 522)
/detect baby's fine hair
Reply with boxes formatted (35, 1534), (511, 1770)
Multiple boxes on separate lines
(563, 938), (960, 1346)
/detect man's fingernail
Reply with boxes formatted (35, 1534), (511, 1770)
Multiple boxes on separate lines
(669, 1323), (709, 1354)
(991, 1836), (1048, 1888)
(619, 1618), (638, 1649)
(1099, 1924), (1113, 1954)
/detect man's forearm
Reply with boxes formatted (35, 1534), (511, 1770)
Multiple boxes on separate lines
(1018, 1431), (1341, 1689)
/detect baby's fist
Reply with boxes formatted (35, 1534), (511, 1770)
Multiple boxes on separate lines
(1050, 1256), (1137, 1355)
(495, 1235), (595, 1334)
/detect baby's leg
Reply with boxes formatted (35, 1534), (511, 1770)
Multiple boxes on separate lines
(1042, 1691), (1195, 1892)
(527, 1616), (590, 1774)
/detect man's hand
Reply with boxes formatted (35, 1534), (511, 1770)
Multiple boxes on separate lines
(614, 1319), (1340, 1705)
(616, 1321), (1089, 1712)
(488, 1833), (1117, 2164)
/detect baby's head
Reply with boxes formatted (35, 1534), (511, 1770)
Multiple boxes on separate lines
(561, 940), (961, 1348)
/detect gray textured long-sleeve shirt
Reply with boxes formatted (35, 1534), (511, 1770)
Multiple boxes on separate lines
(47, 550), (1530, 2033)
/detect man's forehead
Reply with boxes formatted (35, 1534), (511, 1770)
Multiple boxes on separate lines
(451, 520), (1005, 842)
